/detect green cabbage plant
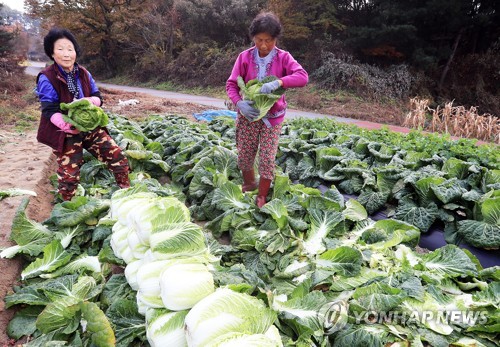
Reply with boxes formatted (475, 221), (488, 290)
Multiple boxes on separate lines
(237, 75), (285, 121)
(60, 98), (109, 132)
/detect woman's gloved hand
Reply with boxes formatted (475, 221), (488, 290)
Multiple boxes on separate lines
(237, 100), (259, 121)
(69, 96), (101, 107)
(83, 96), (102, 106)
(50, 112), (80, 134)
(259, 80), (281, 94)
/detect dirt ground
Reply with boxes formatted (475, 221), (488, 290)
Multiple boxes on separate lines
(0, 132), (56, 346)
(0, 86), (405, 345)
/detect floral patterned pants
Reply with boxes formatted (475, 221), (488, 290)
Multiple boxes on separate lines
(235, 115), (282, 180)
(55, 127), (129, 200)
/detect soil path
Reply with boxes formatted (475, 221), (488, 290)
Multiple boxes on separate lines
(0, 131), (56, 346)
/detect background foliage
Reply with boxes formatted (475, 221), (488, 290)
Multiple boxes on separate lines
(3, 0), (500, 116)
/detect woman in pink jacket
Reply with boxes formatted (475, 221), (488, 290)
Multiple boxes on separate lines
(226, 12), (309, 208)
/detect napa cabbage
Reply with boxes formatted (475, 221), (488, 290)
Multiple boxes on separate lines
(149, 222), (209, 260)
(60, 98), (109, 132)
(127, 226), (149, 259)
(302, 208), (344, 255)
(136, 259), (173, 309)
(146, 308), (188, 347)
(110, 222), (136, 264)
(159, 262), (215, 310)
(457, 189), (500, 249)
(185, 287), (278, 347)
(237, 76), (285, 121)
(0, 198), (52, 259)
(136, 257), (214, 311)
(125, 250), (155, 291)
(126, 196), (191, 245)
(124, 258), (144, 291)
(206, 331), (283, 347)
(110, 191), (158, 225)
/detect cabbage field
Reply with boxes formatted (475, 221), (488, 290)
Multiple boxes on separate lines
(1, 114), (499, 346)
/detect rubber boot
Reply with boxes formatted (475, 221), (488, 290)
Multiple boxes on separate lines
(256, 178), (272, 208)
(114, 171), (131, 189)
(241, 169), (258, 192)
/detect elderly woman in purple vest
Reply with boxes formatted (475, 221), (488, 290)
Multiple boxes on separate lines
(226, 12), (308, 208)
(36, 27), (130, 201)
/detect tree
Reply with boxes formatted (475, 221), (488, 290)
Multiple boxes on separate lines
(0, 3), (29, 98)
(331, 0), (499, 112)
(0, 4), (16, 56)
(174, 0), (265, 45)
(119, 0), (181, 79)
(26, 0), (147, 76)
(267, 0), (343, 59)
(334, 0), (499, 68)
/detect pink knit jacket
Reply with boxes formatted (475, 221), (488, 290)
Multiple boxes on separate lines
(226, 46), (308, 126)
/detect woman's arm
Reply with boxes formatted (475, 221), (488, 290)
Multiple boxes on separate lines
(276, 51), (309, 89)
(86, 71), (103, 106)
(226, 49), (254, 105)
(37, 75), (60, 118)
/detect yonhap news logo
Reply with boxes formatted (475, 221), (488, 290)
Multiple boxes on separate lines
(351, 310), (489, 326)
(318, 300), (349, 335)
(318, 301), (488, 335)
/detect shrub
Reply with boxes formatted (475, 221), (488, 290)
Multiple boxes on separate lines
(132, 50), (173, 82)
(164, 42), (240, 87)
(0, 64), (26, 93)
(311, 53), (413, 101)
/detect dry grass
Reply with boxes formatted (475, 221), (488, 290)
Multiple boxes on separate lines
(293, 87), (323, 110)
(403, 97), (500, 144)
(0, 54), (39, 129)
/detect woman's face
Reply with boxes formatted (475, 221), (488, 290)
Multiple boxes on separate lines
(52, 38), (76, 72)
(253, 33), (277, 57)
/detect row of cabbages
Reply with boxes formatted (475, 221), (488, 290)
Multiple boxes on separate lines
(109, 188), (283, 347)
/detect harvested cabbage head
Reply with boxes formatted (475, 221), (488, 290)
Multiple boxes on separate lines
(237, 76), (285, 121)
(160, 262), (215, 310)
(146, 308), (189, 347)
(185, 287), (277, 347)
(60, 98), (108, 132)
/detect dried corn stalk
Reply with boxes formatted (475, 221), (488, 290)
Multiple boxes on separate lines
(405, 98), (499, 144)
(403, 97), (429, 129)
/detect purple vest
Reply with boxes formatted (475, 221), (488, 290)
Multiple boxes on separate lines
(36, 64), (92, 153)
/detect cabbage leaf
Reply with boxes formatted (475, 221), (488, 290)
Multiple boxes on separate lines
(0, 198), (52, 259)
(60, 98), (109, 132)
(237, 76), (285, 121)
(21, 240), (72, 280)
(146, 308), (188, 347)
(0, 188), (36, 201)
(185, 287), (277, 347)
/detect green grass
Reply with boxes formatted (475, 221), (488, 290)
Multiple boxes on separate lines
(0, 109), (38, 132)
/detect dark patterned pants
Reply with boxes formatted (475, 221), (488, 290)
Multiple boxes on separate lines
(235, 115), (282, 180)
(55, 127), (129, 200)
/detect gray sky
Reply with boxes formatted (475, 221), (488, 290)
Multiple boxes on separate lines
(1, 0), (25, 12)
